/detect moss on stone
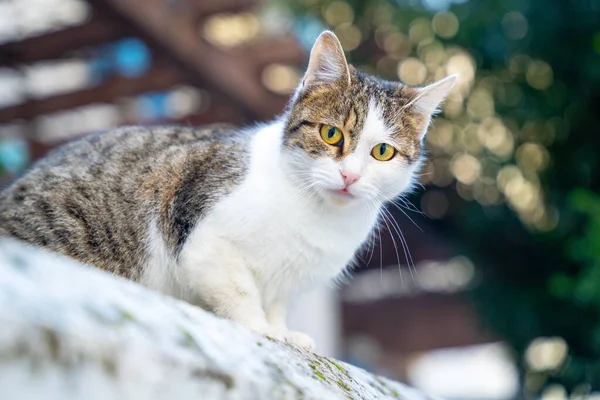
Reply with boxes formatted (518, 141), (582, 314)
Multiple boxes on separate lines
(42, 328), (60, 361)
(336, 379), (351, 392)
(179, 328), (197, 348)
(314, 370), (326, 381)
(330, 360), (346, 373)
(375, 376), (403, 398)
(309, 363), (327, 381)
(119, 310), (135, 322)
(101, 356), (118, 377)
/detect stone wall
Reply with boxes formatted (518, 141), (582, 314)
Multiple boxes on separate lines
(0, 239), (436, 400)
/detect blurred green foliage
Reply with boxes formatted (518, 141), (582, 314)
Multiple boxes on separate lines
(283, 0), (600, 394)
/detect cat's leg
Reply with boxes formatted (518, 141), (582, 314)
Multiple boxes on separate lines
(178, 236), (283, 341)
(265, 302), (287, 329)
(266, 301), (316, 351)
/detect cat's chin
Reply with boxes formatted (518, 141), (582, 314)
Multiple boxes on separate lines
(321, 188), (362, 207)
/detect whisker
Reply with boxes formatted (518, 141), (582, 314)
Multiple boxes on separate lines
(364, 191), (386, 286)
(393, 196), (424, 215)
(383, 196), (424, 233)
(388, 198), (425, 218)
(290, 176), (315, 185)
(364, 198), (380, 269)
(376, 214), (383, 286)
(299, 186), (320, 209)
(381, 206), (418, 283)
(361, 201), (375, 265)
(292, 181), (318, 200)
(381, 206), (413, 280)
(378, 206), (404, 285)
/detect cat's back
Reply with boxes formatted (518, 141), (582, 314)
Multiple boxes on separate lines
(31, 123), (239, 173)
(0, 124), (249, 278)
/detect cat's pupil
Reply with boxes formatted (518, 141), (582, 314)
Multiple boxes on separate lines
(328, 128), (335, 138)
(379, 144), (386, 155)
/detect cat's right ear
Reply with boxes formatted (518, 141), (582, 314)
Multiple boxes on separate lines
(301, 31), (351, 89)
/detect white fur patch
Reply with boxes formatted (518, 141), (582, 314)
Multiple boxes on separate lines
(179, 121), (379, 304)
(141, 217), (183, 298)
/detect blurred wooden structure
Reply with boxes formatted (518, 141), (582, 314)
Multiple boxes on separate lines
(343, 212), (495, 352)
(343, 293), (496, 351)
(0, 0), (306, 134)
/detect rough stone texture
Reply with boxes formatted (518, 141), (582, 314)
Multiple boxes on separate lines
(0, 239), (437, 400)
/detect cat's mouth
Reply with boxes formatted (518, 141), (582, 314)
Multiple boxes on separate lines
(330, 187), (355, 198)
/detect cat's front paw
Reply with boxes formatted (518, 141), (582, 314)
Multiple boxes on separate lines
(284, 331), (316, 351)
(250, 324), (315, 351)
(253, 325), (286, 342)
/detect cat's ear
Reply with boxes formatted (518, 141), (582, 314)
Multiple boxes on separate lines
(404, 74), (458, 115)
(301, 31), (351, 88)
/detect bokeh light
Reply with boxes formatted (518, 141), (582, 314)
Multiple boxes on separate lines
(526, 60), (554, 90)
(409, 18), (434, 45)
(451, 153), (481, 185)
(397, 58), (427, 85)
(432, 12), (459, 39)
(261, 64), (301, 95)
(501, 12), (528, 40)
(202, 13), (261, 48)
(526, 337), (569, 372)
(322, 1), (354, 26)
(334, 23), (362, 51)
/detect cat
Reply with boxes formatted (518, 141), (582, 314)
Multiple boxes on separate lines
(0, 31), (456, 350)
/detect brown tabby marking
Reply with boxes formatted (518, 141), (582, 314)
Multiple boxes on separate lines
(0, 125), (249, 279)
(283, 67), (424, 164)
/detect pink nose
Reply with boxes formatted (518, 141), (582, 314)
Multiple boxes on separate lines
(341, 171), (360, 187)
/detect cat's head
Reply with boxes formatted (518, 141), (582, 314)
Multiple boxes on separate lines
(282, 31), (456, 207)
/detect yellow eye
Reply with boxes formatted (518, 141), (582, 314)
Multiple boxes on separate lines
(319, 124), (344, 146)
(371, 143), (396, 161)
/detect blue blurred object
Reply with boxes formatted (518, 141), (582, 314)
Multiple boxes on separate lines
(0, 139), (29, 174)
(293, 15), (327, 51)
(412, 0), (469, 11)
(89, 44), (113, 83)
(89, 38), (151, 84)
(114, 38), (151, 78)
(137, 92), (169, 120)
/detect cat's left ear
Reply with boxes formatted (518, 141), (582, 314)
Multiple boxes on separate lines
(301, 31), (351, 89)
(404, 74), (458, 115)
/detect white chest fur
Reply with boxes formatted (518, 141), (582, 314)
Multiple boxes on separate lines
(176, 122), (379, 307)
